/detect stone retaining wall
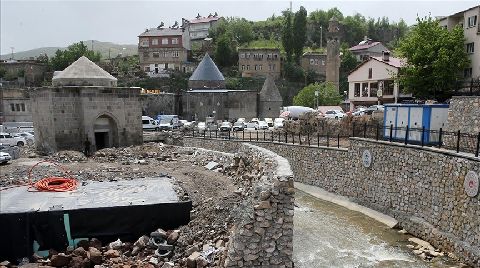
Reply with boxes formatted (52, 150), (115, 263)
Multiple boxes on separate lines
(184, 137), (480, 267)
(184, 141), (294, 267)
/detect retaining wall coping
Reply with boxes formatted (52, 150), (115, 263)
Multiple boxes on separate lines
(245, 143), (293, 177)
(350, 137), (480, 162)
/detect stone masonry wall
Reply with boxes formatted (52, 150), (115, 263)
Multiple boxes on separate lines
(444, 96), (480, 151)
(183, 140), (294, 267)
(183, 137), (480, 267)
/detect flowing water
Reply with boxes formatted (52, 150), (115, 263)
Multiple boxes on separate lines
(293, 190), (464, 268)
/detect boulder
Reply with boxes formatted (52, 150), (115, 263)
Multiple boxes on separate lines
(186, 252), (201, 268)
(167, 230), (180, 244)
(50, 253), (71, 267)
(88, 247), (102, 264)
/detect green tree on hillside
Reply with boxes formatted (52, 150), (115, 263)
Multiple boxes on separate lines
(293, 82), (342, 108)
(50, 41), (101, 71)
(282, 11), (294, 62)
(339, 48), (360, 94)
(396, 16), (469, 101)
(293, 6), (308, 63)
(215, 35), (234, 67)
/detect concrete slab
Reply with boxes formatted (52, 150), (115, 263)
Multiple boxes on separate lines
(294, 182), (398, 228)
(1, 177), (179, 213)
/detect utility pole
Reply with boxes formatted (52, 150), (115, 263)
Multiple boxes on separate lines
(10, 47), (14, 60)
(289, 1), (292, 12)
(91, 40), (94, 51)
(320, 26), (323, 49)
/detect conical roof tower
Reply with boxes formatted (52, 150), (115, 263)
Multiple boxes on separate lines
(188, 53), (225, 89)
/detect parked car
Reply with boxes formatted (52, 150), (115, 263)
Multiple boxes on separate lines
(258, 121), (269, 130)
(264, 118), (274, 127)
(0, 132), (26, 146)
(274, 118), (285, 129)
(0, 151), (12, 164)
(157, 115), (181, 129)
(236, 118), (246, 123)
(324, 110), (346, 119)
(250, 118), (260, 124)
(196, 122), (207, 133)
(219, 122), (232, 132)
(233, 122), (245, 131)
(367, 105), (385, 112)
(352, 108), (367, 116)
(245, 122), (259, 130)
(13, 132), (35, 145)
(142, 116), (159, 131)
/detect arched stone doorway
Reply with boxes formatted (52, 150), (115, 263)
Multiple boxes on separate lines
(93, 114), (119, 150)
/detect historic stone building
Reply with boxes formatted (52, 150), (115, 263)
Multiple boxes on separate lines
(326, 17), (341, 90)
(238, 48), (281, 79)
(300, 52), (327, 78)
(258, 75), (283, 118)
(182, 54), (282, 121)
(0, 88), (32, 123)
(31, 56), (142, 153)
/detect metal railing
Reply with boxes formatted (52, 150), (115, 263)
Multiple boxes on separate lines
(186, 124), (480, 158)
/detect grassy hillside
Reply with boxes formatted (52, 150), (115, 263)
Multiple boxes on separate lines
(0, 40), (138, 60)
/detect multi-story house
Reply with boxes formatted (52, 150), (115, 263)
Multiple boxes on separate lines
(187, 13), (222, 41)
(238, 48), (281, 78)
(349, 37), (389, 61)
(438, 5), (480, 79)
(300, 52), (327, 77)
(138, 25), (194, 75)
(347, 52), (410, 111)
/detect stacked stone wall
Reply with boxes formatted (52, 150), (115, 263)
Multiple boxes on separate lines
(183, 137), (480, 266)
(444, 96), (480, 152)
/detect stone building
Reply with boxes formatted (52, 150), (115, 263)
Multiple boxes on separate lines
(0, 88), (32, 123)
(31, 56), (142, 153)
(238, 48), (281, 79)
(258, 75), (283, 118)
(326, 17), (341, 90)
(182, 54), (282, 121)
(0, 60), (48, 87)
(138, 24), (195, 75)
(301, 52), (327, 77)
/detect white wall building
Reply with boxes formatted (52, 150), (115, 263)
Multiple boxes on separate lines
(347, 52), (409, 111)
(438, 5), (480, 79)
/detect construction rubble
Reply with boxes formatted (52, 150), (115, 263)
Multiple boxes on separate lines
(0, 143), (266, 268)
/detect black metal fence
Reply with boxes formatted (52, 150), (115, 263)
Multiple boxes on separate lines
(186, 125), (480, 158)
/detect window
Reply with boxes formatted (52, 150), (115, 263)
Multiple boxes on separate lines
(163, 51), (169, 57)
(272, 64), (275, 71)
(162, 38), (168, 45)
(16, 104), (20, 111)
(464, 68), (473, 78)
(172, 51), (179, 57)
(10, 103), (15, 111)
(241, 65), (245, 70)
(140, 39), (149, 47)
(254, 65), (258, 71)
(151, 39), (158, 45)
(368, 68), (372, 79)
(383, 80), (394, 95)
(21, 103), (25, 111)
(246, 65), (250, 70)
(467, 15), (477, 28)
(143, 52), (149, 58)
(466, 43), (475, 53)
(259, 65), (263, 70)
(310, 59), (315, 65)
(172, 38), (179, 45)
(354, 83), (361, 97)
(246, 53), (250, 59)
(273, 54), (278, 60)
(240, 53), (245, 59)
(153, 52), (159, 58)
(370, 82), (378, 97)
(321, 60), (325, 65)
(144, 66), (150, 72)
(361, 83), (369, 97)
(314, 59), (319, 65)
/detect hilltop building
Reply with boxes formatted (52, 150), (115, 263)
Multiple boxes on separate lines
(300, 52), (327, 78)
(438, 5), (480, 79)
(138, 23), (195, 76)
(187, 13), (223, 41)
(31, 56), (142, 153)
(238, 48), (281, 79)
(349, 37), (389, 61)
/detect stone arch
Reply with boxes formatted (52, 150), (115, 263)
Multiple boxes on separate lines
(93, 113), (119, 151)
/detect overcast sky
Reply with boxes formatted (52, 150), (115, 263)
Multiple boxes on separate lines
(1, 0), (477, 55)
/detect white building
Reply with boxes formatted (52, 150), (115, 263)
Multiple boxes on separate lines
(438, 5), (480, 79)
(349, 38), (389, 61)
(347, 52), (409, 111)
(187, 13), (222, 41)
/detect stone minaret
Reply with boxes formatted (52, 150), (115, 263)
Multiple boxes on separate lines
(326, 17), (341, 91)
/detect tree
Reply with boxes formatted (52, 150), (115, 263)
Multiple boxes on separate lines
(396, 16), (469, 101)
(282, 11), (294, 62)
(293, 82), (342, 107)
(339, 47), (359, 95)
(50, 41), (101, 71)
(215, 35), (234, 67)
(293, 6), (308, 63)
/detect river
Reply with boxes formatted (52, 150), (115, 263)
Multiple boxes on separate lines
(293, 190), (465, 268)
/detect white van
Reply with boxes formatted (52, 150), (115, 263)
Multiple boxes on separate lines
(142, 116), (159, 131)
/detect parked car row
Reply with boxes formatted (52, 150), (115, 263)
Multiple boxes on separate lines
(193, 117), (286, 133)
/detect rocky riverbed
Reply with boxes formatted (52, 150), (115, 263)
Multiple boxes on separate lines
(0, 143), (252, 268)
